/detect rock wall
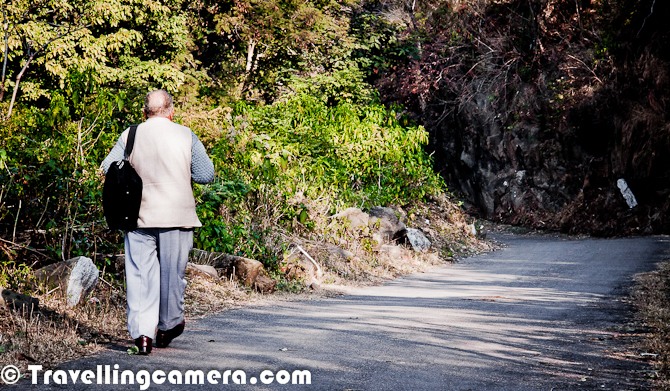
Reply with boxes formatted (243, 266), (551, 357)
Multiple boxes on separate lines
(431, 78), (670, 236)
(376, 0), (670, 236)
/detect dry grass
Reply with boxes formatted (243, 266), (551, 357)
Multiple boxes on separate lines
(0, 280), (127, 374)
(277, 193), (497, 287)
(183, 274), (339, 320)
(0, 271), (340, 376)
(632, 260), (670, 389)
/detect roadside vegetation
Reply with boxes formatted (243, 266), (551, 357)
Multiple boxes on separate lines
(633, 260), (670, 390)
(0, 0), (496, 372)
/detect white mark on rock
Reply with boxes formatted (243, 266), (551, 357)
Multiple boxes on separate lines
(617, 178), (638, 209)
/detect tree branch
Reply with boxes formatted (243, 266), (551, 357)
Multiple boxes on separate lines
(6, 24), (90, 119)
(0, 237), (51, 259)
(245, 38), (256, 73)
(28, 19), (69, 28)
(637, 0), (656, 37)
(0, 9), (10, 101)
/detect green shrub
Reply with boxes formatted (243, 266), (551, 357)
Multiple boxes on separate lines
(222, 93), (444, 207)
(191, 93), (445, 265)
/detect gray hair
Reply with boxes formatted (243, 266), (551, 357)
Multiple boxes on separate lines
(143, 90), (174, 117)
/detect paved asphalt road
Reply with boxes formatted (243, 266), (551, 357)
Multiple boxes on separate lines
(10, 234), (670, 390)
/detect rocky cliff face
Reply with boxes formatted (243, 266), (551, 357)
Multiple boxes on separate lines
(377, 0), (670, 236)
(435, 86), (580, 221)
(433, 81), (670, 236)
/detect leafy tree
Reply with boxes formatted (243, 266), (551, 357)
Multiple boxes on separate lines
(187, 0), (359, 102)
(0, 0), (193, 117)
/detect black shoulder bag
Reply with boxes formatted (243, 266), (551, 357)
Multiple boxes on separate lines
(103, 125), (143, 231)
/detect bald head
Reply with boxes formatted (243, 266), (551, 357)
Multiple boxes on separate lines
(143, 90), (174, 118)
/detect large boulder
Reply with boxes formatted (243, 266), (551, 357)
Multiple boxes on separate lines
(186, 249), (276, 292)
(186, 263), (220, 281)
(368, 206), (406, 244)
(230, 257), (276, 293)
(405, 228), (432, 252)
(233, 257), (265, 286)
(34, 256), (99, 307)
(189, 248), (236, 270)
(253, 274), (277, 294)
(332, 207), (369, 230)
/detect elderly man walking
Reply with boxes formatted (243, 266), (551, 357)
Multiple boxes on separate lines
(102, 90), (214, 354)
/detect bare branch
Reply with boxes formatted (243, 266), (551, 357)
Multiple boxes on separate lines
(0, 237), (50, 259)
(637, 0), (656, 37)
(567, 54), (602, 84)
(27, 19), (69, 29)
(0, 9), (9, 101)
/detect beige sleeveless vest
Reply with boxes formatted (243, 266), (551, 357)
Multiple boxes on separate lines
(121, 117), (202, 228)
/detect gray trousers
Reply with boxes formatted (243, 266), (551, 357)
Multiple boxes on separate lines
(124, 228), (193, 339)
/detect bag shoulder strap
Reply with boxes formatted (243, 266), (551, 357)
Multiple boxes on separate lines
(124, 124), (139, 160)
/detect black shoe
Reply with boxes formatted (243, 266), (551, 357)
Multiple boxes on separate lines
(134, 335), (152, 355)
(156, 320), (185, 348)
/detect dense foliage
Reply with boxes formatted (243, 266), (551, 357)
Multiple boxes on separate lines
(0, 0), (446, 285)
(190, 93), (442, 260)
(0, 0), (191, 105)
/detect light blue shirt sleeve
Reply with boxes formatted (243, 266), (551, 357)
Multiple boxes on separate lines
(191, 132), (215, 184)
(101, 136), (126, 174)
